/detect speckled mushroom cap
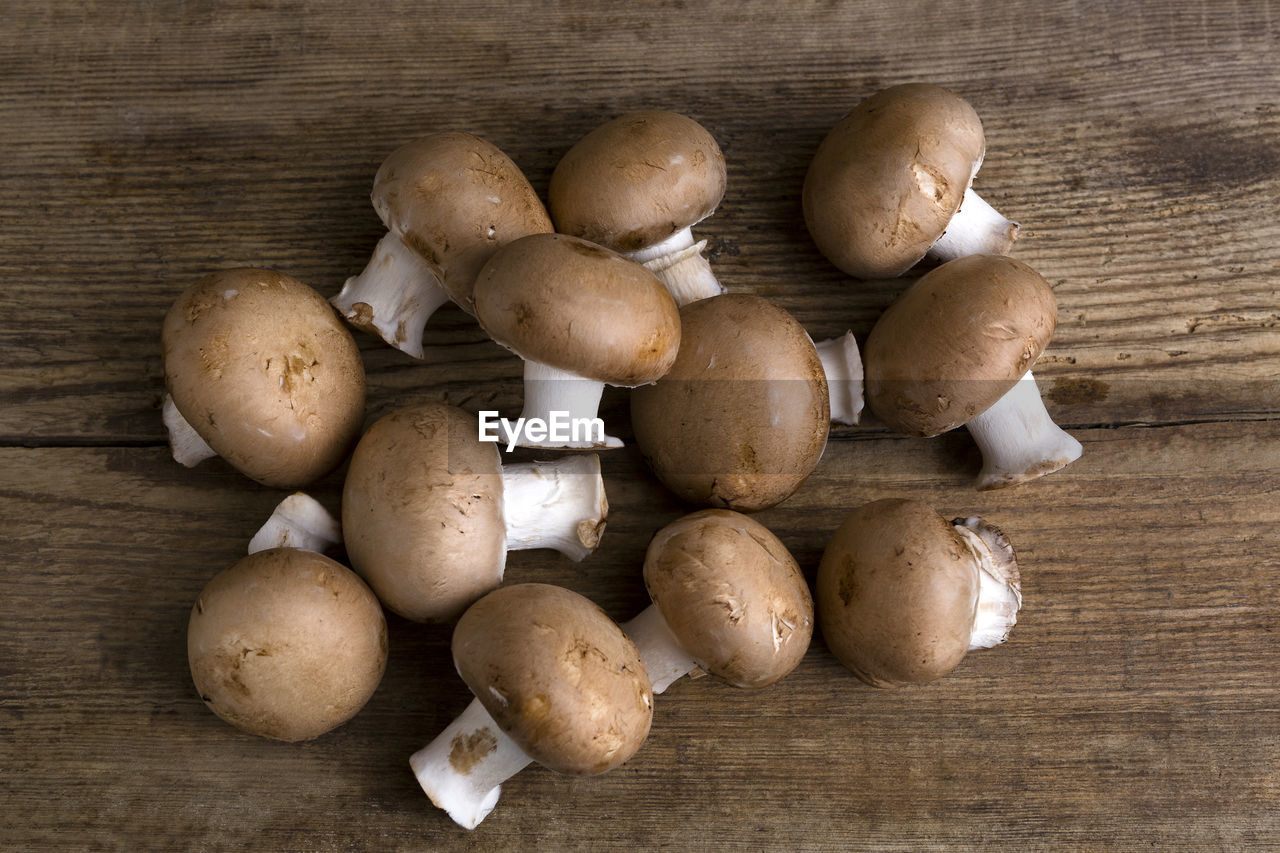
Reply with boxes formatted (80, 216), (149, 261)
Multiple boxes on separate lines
(803, 83), (986, 279)
(187, 547), (388, 741)
(548, 111), (727, 253)
(452, 583), (653, 776)
(630, 293), (829, 512)
(815, 499), (979, 687)
(473, 233), (681, 385)
(863, 254), (1058, 437)
(643, 509), (813, 688)
(161, 267), (366, 488)
(372, 131), (553, 313)
(341, 402), (506, 623)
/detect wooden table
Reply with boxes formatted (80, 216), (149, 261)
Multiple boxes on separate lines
(3, 1), (1278, 849)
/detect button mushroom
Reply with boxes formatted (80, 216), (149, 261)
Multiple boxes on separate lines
(161, 267), (366, 488)
(548, 110), (728, 306)
(472, 233), (682, 449)
(331, 132), (553, 358)
(815, 498), (1021, 687)
(864, 254), (1082, 488)
(622, 509), (813, 693)
(630, 293), (829, 512)
(341, 402), (609, 622)
(803, 83), (1019, 280)
(187, 547), (388, 741)
(409, 583), (653, 829)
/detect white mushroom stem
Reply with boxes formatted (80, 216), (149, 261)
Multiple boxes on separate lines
(504, 360), (624, 449)
(966, 370), (1083, 490)
(621, 604), (698, 694)
(952, 516), (1022, 650)
(500, 453), (608, 562)
(162, 393), (217, 467)
(247, 492), (342, 555)
(409, 697), (533, 831)
(928, 187), (1020, 261)
(813, 331), (865, 426)
(330, 232), (452, 359)
(626, 226), (725, 307)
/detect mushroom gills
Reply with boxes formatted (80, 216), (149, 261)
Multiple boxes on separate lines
(330, 232), (452, 359)
(813, 331), (864, 426)
(966, 370), (1083, 490)
(500, 453), (609, 561)
(952, 516), (1022, 650)
(409, 697), (533, 831)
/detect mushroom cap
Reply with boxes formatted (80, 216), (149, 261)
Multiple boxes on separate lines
(643, 509), (813, 688)
(864, 254), (1058, 437)
(473, 233), (681, 385)
(372, 131), (553, 313)
(452, 583), (653, 775)
(630, 293), (829, 512)
(803, 83), (985, 279)
(548, 111), (727, 253)
(815, 499), (978, 687)
(342, 402), (506, 623)
(187, 548), (388, 741)
(161, 267), (366, 488)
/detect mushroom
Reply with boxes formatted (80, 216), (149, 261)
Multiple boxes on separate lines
(630, 293), (829, 512)
(341, 401), (609, 622)
(247, 492), (342, 557)
(410, 583), (652, 829)
(548, 110), (728, 307)
(803, 83), (1019, 280)
(161, 267), (366, 488)
(472, 233), (681, 449)
(864, 254), (1082, 489)
(622, 509), (813, 693)
(331, 132), (553, 358)
(815, 498), (1021, 687)
(187, 547), (388, 740)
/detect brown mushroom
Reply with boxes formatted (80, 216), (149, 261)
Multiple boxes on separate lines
(815, 498), (1021, 687)
(622, 509), (813, 692)
(864, 254), (1081, 488)
(341, 402), (608, 622)
(803, 83), (1019, 280)
(331, 132), (553, 357)
(187, 547), (388, 741)
(548, 110), (728, 306)
(161, 267), (366, 488)
(472, 233), (681, 448)
(409, 583), (652, 829)
(630, 293), (829, 511)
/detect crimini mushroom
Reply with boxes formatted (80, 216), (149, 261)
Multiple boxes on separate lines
(410, 583), (653, 829)
(187, 547), (388, 741)
(161, 267), (366, 489)
(816, 498), (1021, 687)
(548, 110), (728, 307)
(864, 254), (1082, 489)
(622, 509), (813, 693)
(331, 132), (553, 358)
(342, 402), (608, 622)
(472, 233), (681, 448)
(630, 293), (830, 512)
(803, 83), (1019, 280)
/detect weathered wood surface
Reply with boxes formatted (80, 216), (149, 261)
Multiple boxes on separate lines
(2, 0), (1278, 849)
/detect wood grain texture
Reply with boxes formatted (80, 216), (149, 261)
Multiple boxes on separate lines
(2, 0), (1278, 849)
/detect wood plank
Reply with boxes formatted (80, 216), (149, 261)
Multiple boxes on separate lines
(1, 1), (1277, 442)
(3, 420), (1278, 849)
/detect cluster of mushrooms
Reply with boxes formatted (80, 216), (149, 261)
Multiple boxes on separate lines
(167, 83), (1081, 829)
